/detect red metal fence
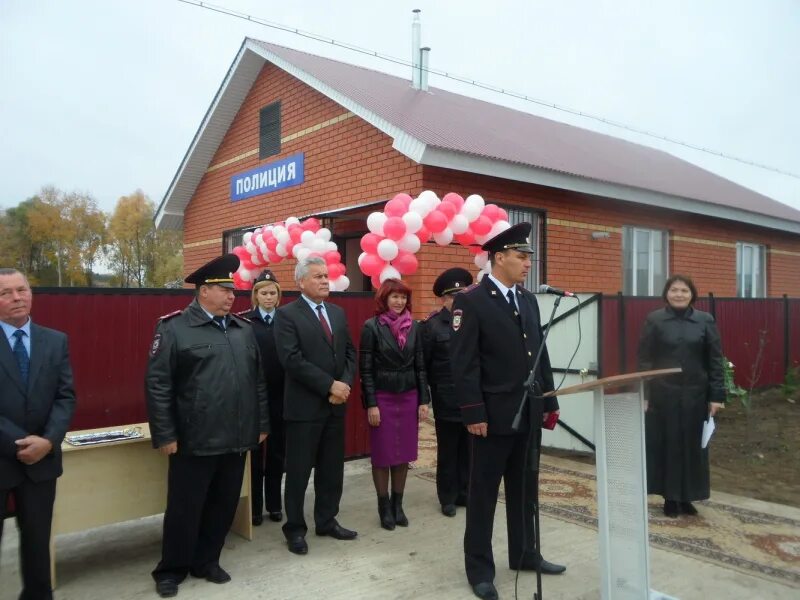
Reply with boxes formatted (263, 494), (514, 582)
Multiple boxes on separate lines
(31, 288), (374, 458)
(599, 294), (800, 388)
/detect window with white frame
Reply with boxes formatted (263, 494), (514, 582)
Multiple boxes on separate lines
(622, 226), (668, 296)
(504, 206), (542, 291)
(736, 242), (766, 298)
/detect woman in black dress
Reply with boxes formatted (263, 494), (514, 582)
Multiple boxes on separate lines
(638, 274), (725, 517)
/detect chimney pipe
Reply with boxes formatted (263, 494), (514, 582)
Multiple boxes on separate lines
(411, 9), (421, 89)
(420, 47), (430, 91)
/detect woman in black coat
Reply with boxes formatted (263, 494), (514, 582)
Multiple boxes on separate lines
(359, 278), (430, 530)
(638, 274), (725, 517)
(245, 269), (286, 525)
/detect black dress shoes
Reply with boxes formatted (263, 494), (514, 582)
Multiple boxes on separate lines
(252, 514), (264, 526)
(681, 501), (698, 515)
(471, 581), (499, 600)
(269, 510), (283, 522)
(155, 578), (179, 598)
(315, 522), (358, 540)
(287, 535), (308, 555)
(190, 564), (231, 584)
(514, 556), (567, 575)
(441, 503), (457, 517)
(664, 500), (680, 518)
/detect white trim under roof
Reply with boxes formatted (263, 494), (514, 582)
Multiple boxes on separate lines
(156, 39), (800, 236)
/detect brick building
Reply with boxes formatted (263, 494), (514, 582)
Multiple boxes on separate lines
(155, 39), (800, 316)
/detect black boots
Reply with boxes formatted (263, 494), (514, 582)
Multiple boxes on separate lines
(392, 493), (409, 527)
(378, 495), (395, 530)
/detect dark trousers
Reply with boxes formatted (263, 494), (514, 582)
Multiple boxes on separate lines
(464, 433), (540, 585)
(250, 415), (286, 516)
(0, 478), (57, 600)
(152, 452), (245, 583)
(434, 419), (469, 506)
(282, 416), (344, 538)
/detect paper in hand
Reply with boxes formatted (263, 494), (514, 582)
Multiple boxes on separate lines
(701, 417), (716, 449)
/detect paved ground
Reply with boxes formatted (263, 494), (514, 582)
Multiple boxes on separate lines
(2, 456), (798, 600)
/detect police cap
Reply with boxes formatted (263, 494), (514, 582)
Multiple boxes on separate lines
(481, 222), (535, 254)
(185, 254), (240, 289)
(433, 267), (473, 297)
(254, 269), (279, 285)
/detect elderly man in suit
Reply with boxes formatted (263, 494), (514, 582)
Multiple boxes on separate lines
(0, 268), (76, 600)
(274, 256), (357, 555)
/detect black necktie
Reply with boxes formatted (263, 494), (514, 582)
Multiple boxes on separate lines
(506, 289), (516, 308)
(265, 314), (272, 326)
(213, 315), (226, 330)
(12, 330), (30, 383)
(316, 305), (332, 342)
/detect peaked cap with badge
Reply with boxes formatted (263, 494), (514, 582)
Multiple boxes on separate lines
(433, 267), (474, 297)
(185, 253), (240, 288)
(253, 269), (279, 285)
(481, 222), (535, 254)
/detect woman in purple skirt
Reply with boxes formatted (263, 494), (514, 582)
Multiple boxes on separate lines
(359, 278), (430, 530)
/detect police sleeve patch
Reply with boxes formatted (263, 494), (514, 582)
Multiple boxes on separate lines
(452, 309), (463, 331)
(150, 333), (162, 356)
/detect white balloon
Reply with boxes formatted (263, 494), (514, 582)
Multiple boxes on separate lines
(397, 233), (421, 253)
(489, 220), (511, 238)
(418, 190), (439, 205)
(367, 212), (387, 236)
(433, 228), (453, 246)
(477, 268), (489, 282)
(379, 264), (401, 283)
(300, 230), (315, 245)
(245, 241), (256, 255)
(425, 194), (440, 213)
(450, 214), (469, 234)
(402, 211), (423, 233)
(377, 238), (399, 261)
(474, 252), (489, 269)
(474, 232), (492, 245)
(317, 227), (332, 242)
(291, 244), (301, 258)
(258, 240), (268, 253)
(335, 275), (351, 291)
(239, 268), (252, 281)
(326, 241), (338, 252)
(462, 194), (485, 222)
(295, 247), (311, 261)
(311, 238), (327, 252)
(276, 230), (291, 245)
(408, 197), (431, 217)
(285, 217), (300, 226)
(242, 232), (253, 245)
(357, 251), (368, 267)
(328, 280), (337, 292)
(275, 243), (288, 257)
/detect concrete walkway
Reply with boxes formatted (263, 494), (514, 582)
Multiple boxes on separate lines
(2, 456), (798, 600)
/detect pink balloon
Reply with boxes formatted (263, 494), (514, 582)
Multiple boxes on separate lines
(454, 231), (476, 246)
(416, 226), (431, 243)
(232, 272), (250, 290)
(442, 192), (464, 211)
(289, 226), (303, 244)
(392, 193), (413, 208)
(482, 204), (500, 221)
(324, 251), (342, 265)
(383, 216), (407, 241)
(328, 263), (345, 279)
(392, 251), (419, 276)
(370, 274), (382, 289)
(302, 218), (321, 232)
(266, 251), (280, 263)
(384, 198), (407, 217)
(266, 236), (278, 252)
(497, 208), (509, 222)
(437, 202), (457, 220)
(468, 245), (483, 255)
(361, 253), (385, 277)
(471, 215), (493, 235)
(360, 233), (382, 254)
(423, 211), (448, 234)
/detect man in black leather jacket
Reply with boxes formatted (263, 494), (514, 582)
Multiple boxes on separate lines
(145, 254), (269, 598)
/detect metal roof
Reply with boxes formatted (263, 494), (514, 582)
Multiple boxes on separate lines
(155, 38), (800, 234)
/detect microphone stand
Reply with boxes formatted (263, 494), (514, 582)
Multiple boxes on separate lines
(511, 294), (561, 600)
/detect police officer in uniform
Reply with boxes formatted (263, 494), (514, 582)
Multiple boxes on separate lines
(145, 254), (269, 598)
(449, 223), (565, 600)
(421, 267), (473, 517)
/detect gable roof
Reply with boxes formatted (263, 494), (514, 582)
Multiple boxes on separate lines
(156, 38), (800, 234)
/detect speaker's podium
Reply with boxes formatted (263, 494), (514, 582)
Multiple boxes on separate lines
(549, 368), (681, 600)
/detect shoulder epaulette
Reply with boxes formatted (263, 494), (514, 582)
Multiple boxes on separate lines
(235, 309), (251, 317)
(462, 282), (481, 294)
(422, 307), (444, 322)
(159, 309), (182, 321)
(231, 312), (252, 323)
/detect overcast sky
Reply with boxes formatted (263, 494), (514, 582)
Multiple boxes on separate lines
(1, 0), (798, 215)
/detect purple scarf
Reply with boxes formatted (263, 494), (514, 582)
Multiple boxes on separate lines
(378, 309), (413, 349)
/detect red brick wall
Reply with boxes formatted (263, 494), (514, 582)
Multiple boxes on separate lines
(182, 62), (800, 314)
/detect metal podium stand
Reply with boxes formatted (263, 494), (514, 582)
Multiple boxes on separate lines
(548, 369), (681, 600)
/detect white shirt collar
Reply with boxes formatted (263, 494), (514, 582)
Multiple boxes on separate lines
(258, 306), (276, 320)
(301, 294), (325, 312)
(487, 273), (517, 302)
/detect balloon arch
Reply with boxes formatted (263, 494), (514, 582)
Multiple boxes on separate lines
(231, 192), (511, 290)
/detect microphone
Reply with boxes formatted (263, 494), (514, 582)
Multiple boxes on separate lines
(538, 284), (576, 298)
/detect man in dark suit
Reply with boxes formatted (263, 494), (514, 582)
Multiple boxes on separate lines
(0, 268), (76, 600)
(450, 224), (566, 600)
(274, 256), (357, 555)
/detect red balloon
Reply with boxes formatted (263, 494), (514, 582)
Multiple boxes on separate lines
(361, 253), (385, 277)
(328, 263), (345, 279)
(266, 236), (278, 252)
(471, 215), (493, 235)
(360, 232), (382, 254)
(302, 217), (321, 232)
(482, 204), (500, 221)
(383, 216), (407, 241)
(266, 251), (281, 263)
(384, 198), (407, 217)
(454, 231), (476, 246)
(423, 210), (448, 234)
(442, 192), (465, 211)
(392, 193), (413, 208)
(497, 208), (509, 222)
(232, 246), (249, 260)
(289, 226), (303, 244)
(437, 202), (457, 220)
(468, 245), (483, 255)
(370, 274), (381, 289)
(416, 226), (431, 243)
(324, 251), (342, 265)
(392, 251), (419, 276)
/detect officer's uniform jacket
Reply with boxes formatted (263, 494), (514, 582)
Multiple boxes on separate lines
(145, 299), (269, 455)
(449, 277), (558, 435)
(421, 307), (461, 422)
